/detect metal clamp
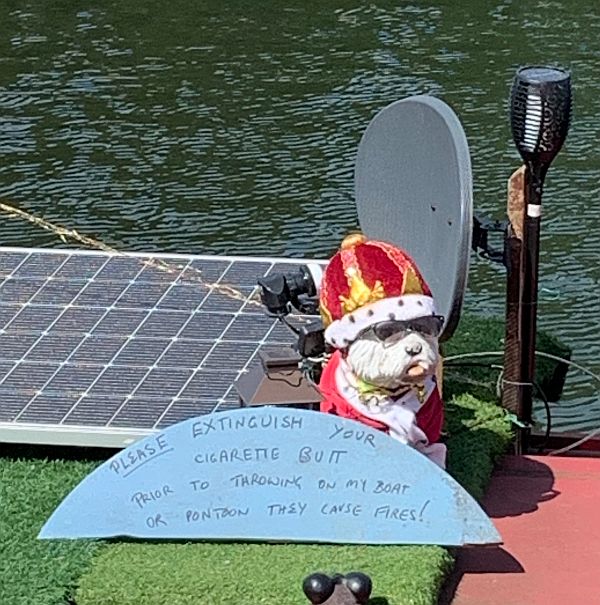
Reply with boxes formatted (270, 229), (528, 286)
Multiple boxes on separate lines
(472, 213), (508, 265)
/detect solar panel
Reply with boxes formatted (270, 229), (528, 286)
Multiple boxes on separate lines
(0, 247), (323, 448)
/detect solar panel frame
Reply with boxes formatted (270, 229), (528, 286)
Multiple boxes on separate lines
(0, 247), (325, 448)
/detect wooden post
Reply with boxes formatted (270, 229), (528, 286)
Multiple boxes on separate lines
(503, 166), (526, 454)
(435, 356), (444, 398)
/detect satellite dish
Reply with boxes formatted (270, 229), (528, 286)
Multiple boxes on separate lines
(355, 96), (473, 340)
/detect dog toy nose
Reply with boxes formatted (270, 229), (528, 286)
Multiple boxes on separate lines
(405, 342), (423, 356)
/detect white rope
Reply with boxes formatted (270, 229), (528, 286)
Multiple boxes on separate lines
(547, 427), (600, 456)
(444, 350), (600, 454)
(444, 350), (600, 384)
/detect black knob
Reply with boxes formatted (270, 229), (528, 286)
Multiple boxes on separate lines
(302, 573), (335, 604)
(343, 572), (373, 604)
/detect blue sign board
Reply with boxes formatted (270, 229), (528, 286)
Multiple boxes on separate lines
(39, 407), (500, 546)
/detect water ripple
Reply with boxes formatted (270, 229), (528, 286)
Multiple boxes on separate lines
(0, 0), (598, 430)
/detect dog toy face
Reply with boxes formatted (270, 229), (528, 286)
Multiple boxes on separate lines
(345, 316), (442, 389)
(317, 233), (447, 468)
(302, 572), (372, 605)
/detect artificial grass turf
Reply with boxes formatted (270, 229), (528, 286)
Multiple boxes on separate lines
(443, 314), (571, 405)
(1, 313), (563, 605)
(74, 393), (512, 605)
(0, 456), (102, 605)
(76, 543), (454, 605)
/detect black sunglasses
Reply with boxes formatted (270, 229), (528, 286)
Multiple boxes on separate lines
(357, 315), (444, 342)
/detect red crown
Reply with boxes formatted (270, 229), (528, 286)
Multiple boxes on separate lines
(319, 233), (435, 347)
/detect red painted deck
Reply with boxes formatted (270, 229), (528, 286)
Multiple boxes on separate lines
(448, 455), (600, 605)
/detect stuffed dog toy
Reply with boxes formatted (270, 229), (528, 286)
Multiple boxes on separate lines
(318, 233), (446, 468)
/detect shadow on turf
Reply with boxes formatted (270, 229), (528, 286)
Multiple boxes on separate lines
(2, 442), (117, 462)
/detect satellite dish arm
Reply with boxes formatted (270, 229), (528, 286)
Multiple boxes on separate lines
(471, 213), (509, 265)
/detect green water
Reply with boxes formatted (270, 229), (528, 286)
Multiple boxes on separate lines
(0, 0), (598, 430)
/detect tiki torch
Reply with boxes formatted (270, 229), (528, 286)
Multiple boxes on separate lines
(508, 66), (572, 452)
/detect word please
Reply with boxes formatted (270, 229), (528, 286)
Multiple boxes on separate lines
(109, 434), (171, 476)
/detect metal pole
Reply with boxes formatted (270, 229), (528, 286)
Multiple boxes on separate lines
(518, 165), (545, 452)
(508, 66), (571, 453)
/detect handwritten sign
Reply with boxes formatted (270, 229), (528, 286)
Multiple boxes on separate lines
(39, 408), (500, 546)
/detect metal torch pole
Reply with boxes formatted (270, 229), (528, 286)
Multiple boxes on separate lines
(505, 66), (571, 453)
(518, 165), (545, 453)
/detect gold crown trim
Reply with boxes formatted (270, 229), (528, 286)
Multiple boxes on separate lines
(339, 272), (385, 314)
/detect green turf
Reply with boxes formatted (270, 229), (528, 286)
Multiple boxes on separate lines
(76, 542), (453, 605)
(443, 314), (571, 404)
(74, 394), (512, 605)
(1, 313), (569, 605)
(444, 393), (513, 501)
(0, 457), (101, 605)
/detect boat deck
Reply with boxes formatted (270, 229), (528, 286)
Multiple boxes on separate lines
(446, 455), (600, 604)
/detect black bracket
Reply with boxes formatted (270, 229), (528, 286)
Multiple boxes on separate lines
(472, 213), (509, 265)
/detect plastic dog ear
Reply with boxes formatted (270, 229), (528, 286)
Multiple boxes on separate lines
(342, 572), (373, 604)
(302, 573), (335, 604)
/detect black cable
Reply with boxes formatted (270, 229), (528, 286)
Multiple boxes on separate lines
(276, 313), (300, 336)
(265, 370), (303, 388)
(443, 361), (553, 450)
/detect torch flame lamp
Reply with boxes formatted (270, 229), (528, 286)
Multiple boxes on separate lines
(508, 66), (571, 452)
